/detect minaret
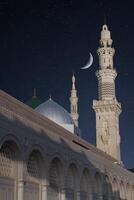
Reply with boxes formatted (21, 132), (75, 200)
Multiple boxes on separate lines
(93, 24), (122, 162)
(70, 74), (79, 127)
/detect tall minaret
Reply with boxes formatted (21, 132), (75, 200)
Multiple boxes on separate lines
(70, 74), (79, 127)
(93, 24), (122, 162)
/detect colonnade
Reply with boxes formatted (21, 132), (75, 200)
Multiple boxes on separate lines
(0, 139), (133, 200)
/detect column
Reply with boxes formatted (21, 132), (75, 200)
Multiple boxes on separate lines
(76, 191), (81, 200)
(98, 194), (103, 200)
(42, 184), (48, 200)
(18, 180), (24, 200)
(60, 188), (66, 200)
(87, 192), (93, 200)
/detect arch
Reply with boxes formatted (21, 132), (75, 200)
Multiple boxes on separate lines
(0, 139), (22, 200)
(26, 149), (44, 180)
(25, 144), (46, 180)
(94, 172), (102, 199)
(48, 157), (64, 200)
(80, 168), (91, 200)
(94, 172), (102, 193)
(66, 158), (79, 170)
(0, 134), (24, 158)
(24, 149), (44, 200)
(48, 152), (65, 170)
(0, 139), (22, 175)
(103, 175), (112, 199)
(66, 163), (79, 200)
(26, 144), (45, 162)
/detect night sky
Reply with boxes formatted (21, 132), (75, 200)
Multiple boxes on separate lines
(0, 0), (134, 168)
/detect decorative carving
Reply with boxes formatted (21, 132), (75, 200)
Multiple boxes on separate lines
(0, 144), (14, 177)
(27, 152), (40, 178)
(101, 121), (110, 145)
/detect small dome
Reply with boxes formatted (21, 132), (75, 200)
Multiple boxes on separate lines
(26, 88), (42, 109)
(35, 98), (74, 126)
(26, 96), (42, 109)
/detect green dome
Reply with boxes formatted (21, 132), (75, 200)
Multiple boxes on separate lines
(26, 88), (42, 109)
(26, 96), (42, 109)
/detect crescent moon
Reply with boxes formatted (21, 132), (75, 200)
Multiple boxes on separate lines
(81, 53), (93, 69)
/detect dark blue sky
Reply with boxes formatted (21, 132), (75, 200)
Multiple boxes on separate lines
(0, 0), (134, 168)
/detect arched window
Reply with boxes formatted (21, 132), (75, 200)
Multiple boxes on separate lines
(80, 169), (90, 200)
(66, 163), (78, 200)
(27, 150), (41, 178)
(94, 172), (102, 199)
(103, 176), (112, 200)
(0, 143), (14, 177)
(49, 158), (63, 188)
(0, 140), (21, 200)
(25, 150), (43, 200)
(48, 157), (63, 200)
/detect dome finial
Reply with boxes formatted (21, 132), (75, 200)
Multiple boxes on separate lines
(33, 88), (37, 98)
(49, 94), (52, 100)
(26, 88), (42, 109)
(72, 69), (74, 76)
(72, 72), (75, 89)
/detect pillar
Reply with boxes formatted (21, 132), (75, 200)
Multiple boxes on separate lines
(18, 180), (24, 200)
(42, 185), (48, 200)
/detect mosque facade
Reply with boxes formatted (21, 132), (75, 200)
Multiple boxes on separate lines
(0, 24), (134, 200)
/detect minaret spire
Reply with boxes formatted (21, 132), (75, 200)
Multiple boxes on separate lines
(70, 73), (79, 127)
(104, 14), (107, 26)
(93, 24), (122, 162)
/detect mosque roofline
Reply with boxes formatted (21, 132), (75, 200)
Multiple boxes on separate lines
(0, 90), (123, 164)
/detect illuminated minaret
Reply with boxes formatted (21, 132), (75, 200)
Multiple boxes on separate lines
(70, 74), (79, 127)
(93, 24), (122, 162)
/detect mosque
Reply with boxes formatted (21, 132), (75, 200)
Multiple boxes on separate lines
(0, 24), (134, 200)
